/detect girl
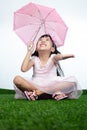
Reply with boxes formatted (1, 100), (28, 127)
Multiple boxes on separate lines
(13, 34), (82, 100)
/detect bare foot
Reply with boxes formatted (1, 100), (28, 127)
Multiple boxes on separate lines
(52, 91), (68, 100)
(35, 89), (44, 96)
(24, 90), (38, 100)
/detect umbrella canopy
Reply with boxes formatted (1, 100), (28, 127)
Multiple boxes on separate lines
(13, 2), (68, 47)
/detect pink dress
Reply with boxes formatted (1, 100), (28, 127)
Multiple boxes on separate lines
(14, 54), (83, 99)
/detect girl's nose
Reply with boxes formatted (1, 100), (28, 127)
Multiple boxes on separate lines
(41, 39), (45, 43)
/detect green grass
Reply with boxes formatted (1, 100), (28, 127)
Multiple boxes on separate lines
(0, 89), (87, 130)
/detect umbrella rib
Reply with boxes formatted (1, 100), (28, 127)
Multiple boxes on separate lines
(46, 20), (61, 23)
(14, 23), (41, 31)
(16, 12), (42, 22)
(44, 9), (55, 21)
(45, 21), (64, 32)
(34, 5), (44, 22)
(45, 20), (67, 28)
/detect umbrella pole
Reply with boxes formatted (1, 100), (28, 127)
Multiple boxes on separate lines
(27, 25), (43, 52)
(32, 25), (42, 42)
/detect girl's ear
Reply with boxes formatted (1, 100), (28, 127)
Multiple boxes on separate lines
(51, 47), (55, 52)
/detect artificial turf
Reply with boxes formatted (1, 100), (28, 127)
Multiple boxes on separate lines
(0, 89), (87, 130)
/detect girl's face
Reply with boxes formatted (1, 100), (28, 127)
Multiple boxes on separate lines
(36, 36), (54, 52)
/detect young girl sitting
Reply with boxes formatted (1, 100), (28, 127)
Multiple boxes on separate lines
(13, 34), (83, 100)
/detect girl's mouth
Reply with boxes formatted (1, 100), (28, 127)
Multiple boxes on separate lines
(40, 44), (46, 47)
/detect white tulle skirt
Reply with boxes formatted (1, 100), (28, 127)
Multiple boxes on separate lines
(14, 75), (83, 99)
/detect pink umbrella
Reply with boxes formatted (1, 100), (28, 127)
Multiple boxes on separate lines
(13, 2), (68, 47)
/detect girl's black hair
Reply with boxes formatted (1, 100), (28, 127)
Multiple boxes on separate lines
(32, 34), (64, 76)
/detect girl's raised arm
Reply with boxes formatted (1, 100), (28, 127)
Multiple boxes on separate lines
(21, 42), (34, 72)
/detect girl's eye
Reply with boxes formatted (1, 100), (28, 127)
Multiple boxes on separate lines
(46, 38), (49, 41)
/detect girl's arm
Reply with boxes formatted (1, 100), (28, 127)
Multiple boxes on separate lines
(21, 42), (34, 72)
(53, 53), (75, 62)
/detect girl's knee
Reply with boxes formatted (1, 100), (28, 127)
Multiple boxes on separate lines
(13, 75), (22, 84)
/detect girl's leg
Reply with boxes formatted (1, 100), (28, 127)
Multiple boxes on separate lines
(56, 81), (76, 91)
(52, 82), (76, 100)
(13, 75), (44, 100)
(13, 75), (37, 92)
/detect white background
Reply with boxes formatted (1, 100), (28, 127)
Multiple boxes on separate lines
(0, 0), (87, 90)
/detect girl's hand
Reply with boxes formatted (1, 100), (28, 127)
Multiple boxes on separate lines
(62, 54), (75, 59)
(68, 54), (75, 58)
(27, 41), (34, 53)
(53, 54), (75, 63)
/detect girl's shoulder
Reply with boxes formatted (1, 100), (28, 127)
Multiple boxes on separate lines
(50, 54), (56, 59)
(31, 56), (38, 62)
